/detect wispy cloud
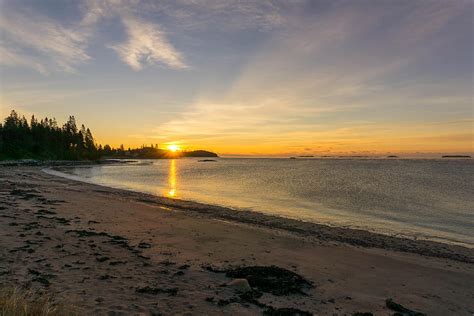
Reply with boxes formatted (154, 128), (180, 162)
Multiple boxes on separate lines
(153, 0), (472, 155)
(110, 15), (187, 70)
(144, 0), (286, 31)
(0, 8), (90, 73)
(1, 0), (471, 155)
(0, 0), (299, 74)
(0, 0), (189, 73)
(0, 44), (48, 75)
(80, 0), (188, 70)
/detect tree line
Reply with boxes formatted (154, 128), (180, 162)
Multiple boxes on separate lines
(0, 110), (99, 160)
(0, 110), (217, 160)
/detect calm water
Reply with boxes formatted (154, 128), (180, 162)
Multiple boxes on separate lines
(51, 158), (474, 247)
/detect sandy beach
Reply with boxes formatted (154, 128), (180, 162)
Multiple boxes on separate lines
(1, 166), (473, 315)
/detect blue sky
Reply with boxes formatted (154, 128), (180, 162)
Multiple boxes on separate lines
(0, 0), (472, 156)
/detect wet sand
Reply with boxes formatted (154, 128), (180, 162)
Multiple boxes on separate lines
(1, 166), (473, 315)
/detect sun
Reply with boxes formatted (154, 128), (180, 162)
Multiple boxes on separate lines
(167, 144), (180, 152)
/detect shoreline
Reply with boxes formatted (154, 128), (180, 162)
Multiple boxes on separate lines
(1, 166), (473, 315)
(47, 166), (474, 263)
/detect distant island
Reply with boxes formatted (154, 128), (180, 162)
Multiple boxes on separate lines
(106, 146), (218, 159)
(442, 155), (471, 158)
(0, 110), (218, 160)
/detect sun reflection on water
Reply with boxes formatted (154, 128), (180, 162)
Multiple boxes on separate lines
(166, 159), (177, 198)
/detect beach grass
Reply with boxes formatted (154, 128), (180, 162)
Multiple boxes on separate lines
(0, 287), (76, 316)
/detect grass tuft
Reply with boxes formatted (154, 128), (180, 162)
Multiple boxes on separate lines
(0, 287), (76, 316)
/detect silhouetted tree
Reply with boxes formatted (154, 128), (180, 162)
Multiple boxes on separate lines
(0, 110), (100, 160)
(0, 110), (217, 161)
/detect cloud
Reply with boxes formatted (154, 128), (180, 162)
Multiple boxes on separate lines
(0, 0), (301, 74)
(0, 0), (189, 73)
(110, 15), (187, 70)
(0, 44), (48, 75)
(152, 0), (286, 31)
(152, 0), (471, 154)
(80, 0), (188, 70)
(0, 8), (90, 73)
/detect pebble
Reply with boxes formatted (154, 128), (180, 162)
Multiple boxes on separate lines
(227, 278), (252, 293)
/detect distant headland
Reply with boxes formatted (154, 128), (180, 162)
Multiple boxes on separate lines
(105, 146), (218, 159)
(0, 110), (218, 161)
(442, 155), (471, 158)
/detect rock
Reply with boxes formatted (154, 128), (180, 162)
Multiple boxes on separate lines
(159, 260), (175, 266)
(98, 274), (113, 280)
(385, 298), (425, 316)
(178, 264), (190, 270)
(137, 242), (152, 249)
(109, 260), (127, 266)
(227, 278), (252, 293)
(96, 256), (110, 262)
(135, 286), (178, 296)
(225, 265), (313, 296)
(32, 276), (50, 287)
(263, 307), (313, 316)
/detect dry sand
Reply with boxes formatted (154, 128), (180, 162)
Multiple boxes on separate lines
(1, 166), (473, 315)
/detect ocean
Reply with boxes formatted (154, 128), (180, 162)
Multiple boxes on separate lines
(48, 158), (474, 247)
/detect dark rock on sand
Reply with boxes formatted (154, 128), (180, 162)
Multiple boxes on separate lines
(10, 189), (41, 200)
(227, 278), (252, 293)
(32, 276), (50, 287)
(205, 296), (215, 302)
(52, 216), (71, 225)
(96, 256), (110, 262)
(385, 298), (425, 316)
(159, 260), (176, 266)
(178, 264), (190, 270)
(28, 268), (41, 276)
(137, 242), (152, 249)
(207, 265), (313, 312)
(202, 265), (225, 273)
(135, 286), (178, 296)
(35, 209), (56, 215)
(225, 265), (313, 295)
(109, 260), (127, 266)
(23, 222), (40, 231)
(237, 290), (264, 307)
(66, 229), (123, 240)
(214, 290), (264, 308)
(263, 306), (313, 316)
(28, 269), (54, 286)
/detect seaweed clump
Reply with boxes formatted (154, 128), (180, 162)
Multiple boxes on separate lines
(225, 265), (313, 295)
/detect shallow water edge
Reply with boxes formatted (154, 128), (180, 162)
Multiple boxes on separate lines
(43, 167), (474, 263)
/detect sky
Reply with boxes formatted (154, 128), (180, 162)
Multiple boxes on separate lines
(0, 0), (472, 157)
